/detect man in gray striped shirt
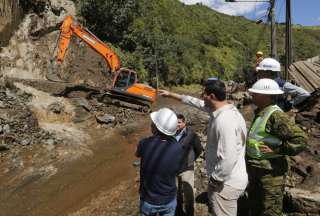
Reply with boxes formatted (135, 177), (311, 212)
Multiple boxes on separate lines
(159, 78), (248, 216)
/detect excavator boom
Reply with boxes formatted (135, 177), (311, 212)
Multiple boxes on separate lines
(56, 15), (120, 72)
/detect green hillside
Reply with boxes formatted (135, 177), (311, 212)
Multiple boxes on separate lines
(75, 0), (320, 85)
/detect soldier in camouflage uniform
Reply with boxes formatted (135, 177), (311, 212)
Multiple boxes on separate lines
(246, 79), (306, 216)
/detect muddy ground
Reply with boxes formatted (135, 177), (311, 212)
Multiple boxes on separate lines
(0, 89), (206, 216)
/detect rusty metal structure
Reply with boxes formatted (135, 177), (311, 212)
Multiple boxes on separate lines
(288, 56), (320, 93)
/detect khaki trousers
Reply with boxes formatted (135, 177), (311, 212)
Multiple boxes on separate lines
(207, 184), (244, 216)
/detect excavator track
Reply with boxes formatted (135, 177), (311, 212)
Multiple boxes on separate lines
(52, 84), (152, 113)
(100, 90), (152, 113)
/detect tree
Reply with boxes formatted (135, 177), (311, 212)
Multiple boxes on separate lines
(79, 0), (138, 46)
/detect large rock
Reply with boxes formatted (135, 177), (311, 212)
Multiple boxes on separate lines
(284, 188), (320, 214)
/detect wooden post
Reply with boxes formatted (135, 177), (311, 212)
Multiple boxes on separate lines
(285, 0), (292, 80)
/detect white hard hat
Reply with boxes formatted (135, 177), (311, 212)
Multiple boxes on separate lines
(248, 78), (284, 95)
(256, 58), (281, 72)
(150, 108), (177, 136)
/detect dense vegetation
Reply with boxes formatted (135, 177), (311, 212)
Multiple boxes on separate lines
(75, 0), (320, 85)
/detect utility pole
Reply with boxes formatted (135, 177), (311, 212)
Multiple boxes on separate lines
(269, 0), (277, 59)
(285, 0), (292, 80)
(154, 52), (159, 90)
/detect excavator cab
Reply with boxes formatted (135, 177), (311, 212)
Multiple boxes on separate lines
(113, 68), (137, 89)
(110, 68), (156, 109)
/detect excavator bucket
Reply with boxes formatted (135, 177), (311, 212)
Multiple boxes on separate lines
(46, 59), (67, 82)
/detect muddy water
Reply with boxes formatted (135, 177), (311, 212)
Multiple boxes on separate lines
(0, 117), (151, 216)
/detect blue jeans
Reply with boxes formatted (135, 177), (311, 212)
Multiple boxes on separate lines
(140, 198), (177, 216)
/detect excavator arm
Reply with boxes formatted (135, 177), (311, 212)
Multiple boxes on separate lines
(55, 15), (120, 72)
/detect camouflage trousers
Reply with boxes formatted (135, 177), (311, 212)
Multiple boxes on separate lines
(246, 165), (285, 216)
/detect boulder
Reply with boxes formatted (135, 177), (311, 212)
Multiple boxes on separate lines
(284, 188), (320, 214)
(95, 114), (116, 125)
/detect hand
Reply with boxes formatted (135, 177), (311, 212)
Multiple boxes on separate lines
(259, 144), (274, 154)
(158, 89), (171, 97)
(208, 176), (223, 191)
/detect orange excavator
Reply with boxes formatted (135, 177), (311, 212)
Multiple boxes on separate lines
(47, 15), (156, 111)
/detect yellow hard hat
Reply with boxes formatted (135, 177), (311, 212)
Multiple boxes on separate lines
(256, 51), (263, 56)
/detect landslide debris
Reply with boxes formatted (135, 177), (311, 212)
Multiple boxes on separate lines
(0, 79), (64, 186)
(283, 89), (320, 215)
(0, 0), (76, 80)
(0, 81), (58, 154)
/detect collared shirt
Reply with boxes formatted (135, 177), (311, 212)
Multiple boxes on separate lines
(282, 82), (310, 106)
(181, 95), (248, 190)
(175, 127), (186, 142)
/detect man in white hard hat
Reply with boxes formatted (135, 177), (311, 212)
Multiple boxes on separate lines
(246, 78), (306, 215)
(159, 78), (248, 216)
(136, 108), (182, 216)
(256, 58), (310, 111)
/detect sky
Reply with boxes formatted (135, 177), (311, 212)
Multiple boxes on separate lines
(179, 0), (320, 26)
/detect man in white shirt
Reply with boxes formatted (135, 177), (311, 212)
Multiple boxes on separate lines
(159, 78), (248, 216)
